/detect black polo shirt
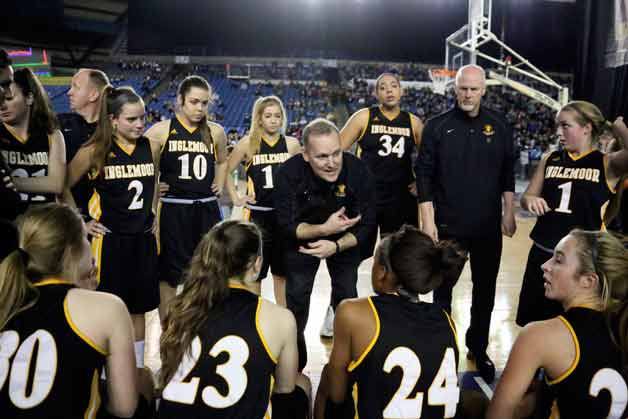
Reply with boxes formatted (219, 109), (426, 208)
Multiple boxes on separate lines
(275, 152), (377, 259)
(415, 105), (515, 238)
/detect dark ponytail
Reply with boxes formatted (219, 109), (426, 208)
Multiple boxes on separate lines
(381, 225), (466, 295)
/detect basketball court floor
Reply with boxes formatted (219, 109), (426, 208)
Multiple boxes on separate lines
(146, 181), (535, 399)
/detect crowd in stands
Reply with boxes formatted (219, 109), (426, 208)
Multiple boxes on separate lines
(42, 59), (572, 178)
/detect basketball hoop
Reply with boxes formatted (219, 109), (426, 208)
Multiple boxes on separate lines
(429, 68), (456, 96)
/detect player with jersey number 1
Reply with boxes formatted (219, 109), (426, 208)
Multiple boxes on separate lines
(225, 95), (301, 307)
(315, 225), (465, 419)
(517, 102), (628, 327)
(144, 75), (229, 320)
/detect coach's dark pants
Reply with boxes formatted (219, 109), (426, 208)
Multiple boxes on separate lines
(434, 230), (502, 354)
(285, 246), (360, 371)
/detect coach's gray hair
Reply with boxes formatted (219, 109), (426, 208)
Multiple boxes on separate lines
(454, 64), (486, 86)
(301, 118), (339, 148)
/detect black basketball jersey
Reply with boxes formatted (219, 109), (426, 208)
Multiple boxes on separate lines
(58, 113), (97, 216)
(357, 107), (415, 204)
(245, 135), (291, 208)
(531, 150), (614, 249)
(350, 294), (460, 419)
(159, 287), (276, 419)
(547, 307), (627, 418)
(0, 122), (55, 205)
(89, 136), (155, 234)
(159, 116), (216, 199)
(0, 279), (106, 419)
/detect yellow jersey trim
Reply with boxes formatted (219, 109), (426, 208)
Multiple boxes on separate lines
(353, 382), (360, 419)
(261, 135), (281, 148)
(356, 109), (370, 142)
(3, 122), (28, 143)
(84, 369), (102, 419)
(114, 138), (136, 156)
(246, 176), (256, 200)
(547, 315), (580, 385)
(34, 278), (73, 287)
(88, 190), (102, 221)
(90, 235), (104, 286)
(255, 298), (278, 364)
(156, 201), (162, 255)
(264, 375), (275, 418)
(378, 105), (401, 122)
(443, 310), (459, 349)
(567, 148), (595, 162)
(63, 296), (108, 356)
(175, 114), (199, 135)
(348, 297), (380, 372)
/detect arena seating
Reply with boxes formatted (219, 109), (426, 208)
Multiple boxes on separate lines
(43, 60), (569, 162)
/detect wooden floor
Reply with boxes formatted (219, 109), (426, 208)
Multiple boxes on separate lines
(146, 207), (535, 396)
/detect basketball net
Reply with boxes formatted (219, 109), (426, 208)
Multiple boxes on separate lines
(429, 68), (456, 96)
(428, 68), (456, 96)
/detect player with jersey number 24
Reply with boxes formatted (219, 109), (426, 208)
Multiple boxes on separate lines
(315, 225), (466, 419)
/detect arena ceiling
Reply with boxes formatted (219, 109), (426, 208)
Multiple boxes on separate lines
(2, 0), (128, 68)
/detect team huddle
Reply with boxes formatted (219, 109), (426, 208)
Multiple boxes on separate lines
(1, 45), (628, 419)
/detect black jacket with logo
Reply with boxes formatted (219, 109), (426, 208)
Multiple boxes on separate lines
(275, 152), (377, 259)
(415, 105), (514, 238)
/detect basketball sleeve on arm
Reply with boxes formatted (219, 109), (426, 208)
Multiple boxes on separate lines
(415, 121), (437, 203)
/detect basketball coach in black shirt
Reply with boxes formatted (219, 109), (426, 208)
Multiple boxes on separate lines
(275, 118), (376, 370)
(415, 64), (516, 383)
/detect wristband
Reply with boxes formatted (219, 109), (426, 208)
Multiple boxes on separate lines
(335, 241), (340, 254)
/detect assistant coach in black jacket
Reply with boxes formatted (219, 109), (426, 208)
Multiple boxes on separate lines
(415, 64), (516, 383)
(275, 118), (376, 370)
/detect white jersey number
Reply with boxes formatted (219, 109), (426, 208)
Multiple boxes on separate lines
(178, 153), (208, 181)
(11, 168), (47, 202)
(555, 181), (573, 214)
(162, 335), (249, 409)
(378, 135), (405, 158)
(128, 180), (144, 210)
(0, 330), (58, 409)
(383, 347), (459, 418)
(261, 165), (274, 189)
(589, 368), (628, 419)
